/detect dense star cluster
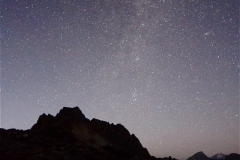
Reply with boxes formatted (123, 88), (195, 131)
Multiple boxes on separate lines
(1, 0), (239, 159)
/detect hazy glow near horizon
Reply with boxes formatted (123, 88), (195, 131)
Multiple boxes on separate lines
(1, 0), (239, 159)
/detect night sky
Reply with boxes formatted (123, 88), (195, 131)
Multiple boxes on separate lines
(1, 0), (239, 159)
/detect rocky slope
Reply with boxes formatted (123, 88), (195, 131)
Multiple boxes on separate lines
(0, 106), (176, 160)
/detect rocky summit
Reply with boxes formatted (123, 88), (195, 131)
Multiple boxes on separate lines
(187, 151), (209, 160)
(0, 106), (176, 160)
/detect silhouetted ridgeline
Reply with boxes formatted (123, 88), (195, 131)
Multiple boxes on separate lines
(0, 107), (239, 160)
(0, 106), (177, 160)
(187, 151), (240, 160)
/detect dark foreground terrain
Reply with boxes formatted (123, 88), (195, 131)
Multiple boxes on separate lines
(0, 106), (177, 160)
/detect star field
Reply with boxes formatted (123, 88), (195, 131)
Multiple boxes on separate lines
(1, 0), (239, 159)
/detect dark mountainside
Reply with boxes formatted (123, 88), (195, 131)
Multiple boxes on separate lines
(0, 106), (177, 160)
(187, 151), (209, 160)
(187, 151), (240, 160)
(225, 154), (240, 160)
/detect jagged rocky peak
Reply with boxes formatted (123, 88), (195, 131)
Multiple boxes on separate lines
(31, 113), (54, 131)
(56, 106), (87, 122)
(28, 106), (152, 159)
(31, 106), (87, 132)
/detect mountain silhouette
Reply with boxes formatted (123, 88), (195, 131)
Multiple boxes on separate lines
(187, 151), (240, 160)
(187, 151), (209, 160)
(211, 153), (227, 159)
(0, 106), (176, 160)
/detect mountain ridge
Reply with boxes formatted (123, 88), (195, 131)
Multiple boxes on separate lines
(0, 106), (239, 160)
(187, 151), (239, 160)
(211, 153), (227, 159)
(0, 106), (176, 160)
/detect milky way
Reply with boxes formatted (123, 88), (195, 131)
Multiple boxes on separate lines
(1, 0), (239, 159)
